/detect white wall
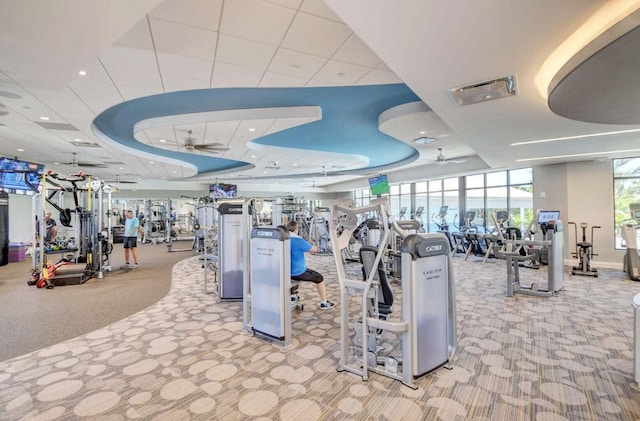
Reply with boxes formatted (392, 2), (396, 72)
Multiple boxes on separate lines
(533, 161), (623, 268)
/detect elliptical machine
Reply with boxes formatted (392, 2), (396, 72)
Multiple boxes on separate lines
(568, 222), (601, 277)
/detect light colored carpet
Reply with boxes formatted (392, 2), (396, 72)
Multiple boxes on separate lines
(0, 252), (639, 420)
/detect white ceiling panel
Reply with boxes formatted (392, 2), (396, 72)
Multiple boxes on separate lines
(281, 12), (351, 58)
(114, 18), (153, 49)
(162, 76), (211, 93)
(204, 120), (241, 142)
(216, 34), (277, 71)
(99, 46), (158, 73)
(149, 18), (217, 60)
(221, 0), (295, 46)
(300, 0), (342, 21)
(259, 71), (309, 87)
(355, 69), (402, 85)
(265, 0), (303, 9)
(312, 59), (371, 85)
(268, 48), (327, 79)
(149, 0), (223, 31)
(156, 52), (213, 80)
(211, 62), (263, 87)
(333, 34), (382, 67)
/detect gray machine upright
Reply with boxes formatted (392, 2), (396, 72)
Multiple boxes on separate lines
(217, 201), (244, 300)
(245, 226), (296, 348)
(503, 217), (564, 297)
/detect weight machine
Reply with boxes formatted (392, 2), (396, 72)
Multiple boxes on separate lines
(502, 217), (564, 297)
(329, 198), (456, 388)
(31, 171), (112, 287)
(568, 221), (601, 277)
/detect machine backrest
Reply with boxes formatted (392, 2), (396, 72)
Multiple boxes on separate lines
(359, 246), (394, 313)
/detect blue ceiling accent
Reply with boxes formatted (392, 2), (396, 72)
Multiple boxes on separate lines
(92, 83), (421, 175)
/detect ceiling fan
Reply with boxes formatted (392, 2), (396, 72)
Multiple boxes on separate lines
(264, 161), (281, 171)
(435, 148), (470, 165)
(64, 152), (107, 168)
(183, 130), (230, 153)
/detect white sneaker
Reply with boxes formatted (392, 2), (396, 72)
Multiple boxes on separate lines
(130, 263), (138, 269)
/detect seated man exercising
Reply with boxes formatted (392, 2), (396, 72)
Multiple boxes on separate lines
(286, 220), (334, 310)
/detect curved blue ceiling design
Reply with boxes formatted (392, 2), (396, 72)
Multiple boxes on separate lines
(92, 83), (421, 175)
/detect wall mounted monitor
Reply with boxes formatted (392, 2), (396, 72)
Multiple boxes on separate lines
(368, 174), (389, 196)
(537, 210), (560, 224)
(209, 183), (238, 198)
(0, 157), (44, 193)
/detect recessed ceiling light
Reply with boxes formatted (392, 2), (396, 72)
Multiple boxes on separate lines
(54, 162), (59, 165)
(172, 170), (177, 173)
(119, 167), (124, 170)
(159, 139), (167, 143)
(162, 176), (166, 179)
(293, 163), (298, 166)
(248, 128), (255, 132)
(137, 178), (141, 181)
(149, 161), (154, 164)
(251, 155), (256, 158)
(419, 131), (426, 135)
(16, 148), (24, 152)
(40, 116), (50, 121)
(78, 70), (87, 76)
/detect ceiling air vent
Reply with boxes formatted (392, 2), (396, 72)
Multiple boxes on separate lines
(34, 122), (79, 131)
(72, 141), (101, 148)
(449, 75), (517, 106)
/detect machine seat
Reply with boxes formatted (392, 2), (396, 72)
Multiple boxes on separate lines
(359, 246), (394, 316)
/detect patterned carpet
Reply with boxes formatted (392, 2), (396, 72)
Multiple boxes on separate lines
(1, 252), (639, 420)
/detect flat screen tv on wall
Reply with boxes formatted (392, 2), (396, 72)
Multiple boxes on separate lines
(369, 174), (390, 196)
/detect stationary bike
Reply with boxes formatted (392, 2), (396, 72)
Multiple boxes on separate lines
(568, 222), (600, 277)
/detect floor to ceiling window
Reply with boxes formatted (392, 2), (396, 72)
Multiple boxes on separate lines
(613, 157), (640, 248)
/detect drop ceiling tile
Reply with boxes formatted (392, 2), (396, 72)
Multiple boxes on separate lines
(150, 18), (217, 60)
(265, 0), (303, 9)
(211, 62), (263, 87)
(115, 17), (153, 49)
(204, 120), (241, 142)
(216, 34), (277, 71)
(312, 59), (371, 85)
(221, 0), (295, 46)
(300, 0), (342, 21)
(149, 0), (222, 31)
(281, 12), (351, 58)
(156, 52), (214, 80)
(267, 48), (327, 79)
(259, 71), (309, 87)
(333, 34), (382, 67)
(355, 69), (402, 85)
(162, 76), (211, 93)
(100, 46), (158, 73)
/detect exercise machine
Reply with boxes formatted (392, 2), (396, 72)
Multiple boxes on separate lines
(31, 171), (112, 287)
(329, 198), (456, 388)
(568, 221), (601, 277)
(310, 206), (332, 254)
(503, 217), (564, 297)
(244, 225), (302, 348)
(431, 205), (454, 251)
(621, 203), (640, 281)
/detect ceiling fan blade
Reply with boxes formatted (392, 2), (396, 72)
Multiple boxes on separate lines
(76, 162), (108, 168)
(194, 144), (230, 151)
(105, 180), (137, 184)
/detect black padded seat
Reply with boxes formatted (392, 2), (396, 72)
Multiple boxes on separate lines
(359, 246), (394, 316)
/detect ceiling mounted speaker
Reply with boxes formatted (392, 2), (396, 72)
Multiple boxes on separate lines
(449, 75), (517, 106)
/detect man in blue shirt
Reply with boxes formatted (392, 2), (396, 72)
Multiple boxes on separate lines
(286, 220), (334, 309)
(124, 209), (139, 269)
